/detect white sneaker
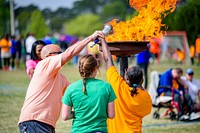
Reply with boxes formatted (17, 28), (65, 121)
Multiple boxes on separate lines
(189, 112), (200, 120)
(179, 115), (189, 121)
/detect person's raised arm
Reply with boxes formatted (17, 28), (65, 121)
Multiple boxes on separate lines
(61, 31), (104, 66)
(99, 38), (114, 70)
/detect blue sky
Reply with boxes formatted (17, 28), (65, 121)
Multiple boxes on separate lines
(15, 0), (77, 11)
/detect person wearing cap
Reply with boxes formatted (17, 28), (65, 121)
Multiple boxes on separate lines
(181, 68), (200, 112)
(157, 68), (200, 121)
(18, 31), (105, 133)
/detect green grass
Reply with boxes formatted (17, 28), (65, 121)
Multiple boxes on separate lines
(0, 60), (200, 133)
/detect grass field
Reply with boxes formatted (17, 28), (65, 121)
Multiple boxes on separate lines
(0, 60), (200, 133)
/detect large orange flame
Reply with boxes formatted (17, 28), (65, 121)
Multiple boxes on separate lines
(106, 0), (177, 42)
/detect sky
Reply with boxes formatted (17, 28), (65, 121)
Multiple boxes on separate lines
(14, 0), (77, 11)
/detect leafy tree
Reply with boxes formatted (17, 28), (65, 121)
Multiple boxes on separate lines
(29, 10), (50, 39)
(163, 0), (200, 45)
(64, 13), (103, 37)
(16, 11), (31, 36)
(175, 0), (200, 45)
(0, 0), (10, 36)
(73, 0), (106, 14)
(49, 8), (73, 32)
(15, 5), (40, 37)
(100, 1), (127, 22)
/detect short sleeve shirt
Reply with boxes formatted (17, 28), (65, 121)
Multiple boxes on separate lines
(18, 54), (70, 127)
(106, 66), (152, 133)
(62, 78), (116, 133)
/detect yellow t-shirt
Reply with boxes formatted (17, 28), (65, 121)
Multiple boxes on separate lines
(106, 66), (152, 133)
(190, 45), (195, 57)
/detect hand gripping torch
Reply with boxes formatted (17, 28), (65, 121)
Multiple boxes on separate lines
(90, 24), (113, 47)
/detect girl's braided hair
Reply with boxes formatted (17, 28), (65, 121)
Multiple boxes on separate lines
(125, 66), (143, 97)
(78, 54), (98, 94)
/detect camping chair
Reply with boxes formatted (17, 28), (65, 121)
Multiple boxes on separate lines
(148, 71), (180, 120)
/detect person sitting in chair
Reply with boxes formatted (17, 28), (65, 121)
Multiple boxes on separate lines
(181, 68), (200, 113)
(157, 68), (200, 121)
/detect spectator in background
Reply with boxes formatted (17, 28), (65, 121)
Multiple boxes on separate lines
(176, 48), (184, 64)
(26, 40), (46, 78)
(15, 34), (22, 69)
(195, 34), (200, 66)
(157, 68), (200, 121)
(62, 54), (116, 132)
(136, 43), (151, 89)
(190, 45), (195, 65)
(0, 36), (2, 70)
(181, 68), (200, 112)
(42, 34), (53, 45)
(0, 33), (11, 71)
(25, 33), (36, 60)
(10, 35), (17, 70)
(150, 38), (160, 64)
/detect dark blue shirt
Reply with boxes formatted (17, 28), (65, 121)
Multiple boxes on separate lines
(157, 68), (181, 96)
(136, 49), (151, 64)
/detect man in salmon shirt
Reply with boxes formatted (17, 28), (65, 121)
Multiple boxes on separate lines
(99, 37), (152, 133)
(18, 31), (104, 133)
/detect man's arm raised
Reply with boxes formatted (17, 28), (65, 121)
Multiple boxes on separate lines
(61, 31), (105, 66)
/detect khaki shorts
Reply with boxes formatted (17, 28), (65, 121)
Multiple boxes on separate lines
(1, 52), (11, 58)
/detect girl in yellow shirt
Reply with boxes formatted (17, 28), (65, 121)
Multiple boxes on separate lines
(99, 37), (152, 133)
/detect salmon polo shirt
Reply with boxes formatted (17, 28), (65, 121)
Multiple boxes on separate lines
(18, 54), (70, 128)
(106, 66), (152, 133)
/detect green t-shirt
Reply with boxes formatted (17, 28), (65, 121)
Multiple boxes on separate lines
(62, 78), (116, 133)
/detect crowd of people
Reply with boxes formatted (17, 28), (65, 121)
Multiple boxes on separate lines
(0, 32), (103, 72)
(16, 30), (152, 133)
(0, 30), (200, 132)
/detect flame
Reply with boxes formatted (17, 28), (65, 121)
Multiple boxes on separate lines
(106, 0), (177, 42)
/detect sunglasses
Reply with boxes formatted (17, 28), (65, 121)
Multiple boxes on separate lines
(49, 51), (62, 55)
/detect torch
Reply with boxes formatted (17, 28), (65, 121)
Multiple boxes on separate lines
(90, 24), (113, 47)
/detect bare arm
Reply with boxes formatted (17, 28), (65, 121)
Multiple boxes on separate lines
(198, 90), (200, 103)
(29, 68), (34, 78)
(177, 78), (188, 91)
(62, 104), (74, 121)
(61, 31), (105, 66)
(107, 102), (115, 119)
(99, 38), (114, 70)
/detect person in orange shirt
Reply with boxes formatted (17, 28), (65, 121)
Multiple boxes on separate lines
(176, 48), (184, 64)
(195, 35), (200, 66)
(100, 37), (152, 133)
(190, 45), (195, 65)
(149, 38), (160, 64)
(0, 33), (12, 71)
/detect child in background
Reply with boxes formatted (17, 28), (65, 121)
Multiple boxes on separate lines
(26, 40), (46, 78)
